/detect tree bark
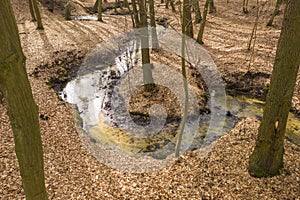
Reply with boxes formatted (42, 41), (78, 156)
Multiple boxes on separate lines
(92, 0), (99, 13)
(98, 0), (103, 21)
(48, 0), (54, 12)
(65, 0), (71, 20)
(28, 0), (37, 21)
(197, 0), (209, 44)
(32, 0), (44, 29)
(0, 0), (48, 199)
(165, 0), (176, 12)
(139, 0), (155, 92)
(175, 0), (189, 157)
(183, 0), (193, 38)
(249, 0), (300, 177)
(114, 0), (118, 13)
(124, 0), (135, 27)
(193, 0), (202, 24)
(243, 0), (249, 14)
(209, 0), (216, 13)
(132, 0), (140, 28)
(149, 0), (159, 49)
(267, 0), (283, 26)
(247, 0), (259, 51)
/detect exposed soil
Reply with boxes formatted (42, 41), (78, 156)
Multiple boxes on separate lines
(1, 0), (300, 199)
(31, 49), (85, 93)
(225, 71), (271, 101)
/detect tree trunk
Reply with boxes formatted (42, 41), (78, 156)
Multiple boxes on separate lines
(183, 0), (193, 38)
(114, 0), (118, 13)
(0, 0), (48, 199)
(124, 0), (135, 27)
(139, 0), (155, 92)
(267, 0), (283, 26)
(247, 0), (259, 51)
(28, 0), (37, 21)
(249, 0), (300, 177)
(98, 0), (103, 21)
(48, 0), (54, 12)
(132, 0), (140, 28)
(65, 0), (71, 20)
(92, 0), (99, 13)
(165, 0), (176, 12)
(32, 0), (44, 29)
(149, 0), (159, 49)
(193, 0), (202, 24)
(119, 0), (124, 10)
(209, 0), (216, 13)
(243, 0), (249, 14)
(175, 0), (189, 157)
(197, 0), (209, 44)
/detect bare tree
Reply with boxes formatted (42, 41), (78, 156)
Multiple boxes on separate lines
(249, 0), (300, 177)
(166, 0), (176, 12)
(124, 0), (136, 27)
(132, 0), (140, 27)
(149, 0), (159, 49)
(65, 0), (71, 20)
(175, 0), (189, 158)
(193, 0), (202, 24)
(139, 0), (155, 91)
(197, 0), (210, 44)
(209, 0), (216, 13)
(0, 0), (48, 198)
(183, 0), (193, 38)
(49, 0), (54, 12)
(28, 0), (36, 21)
(98, 0), (103, 21)
(267, 0), (284, 26)
(243, 0), (249, 13)
(32, 0), (44, 29)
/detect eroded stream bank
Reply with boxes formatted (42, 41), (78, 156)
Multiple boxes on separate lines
(58, 57), (300, 160)
(32, 25), (300, 161)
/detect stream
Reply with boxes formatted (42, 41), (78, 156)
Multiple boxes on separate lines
(60, 25), (300, 162)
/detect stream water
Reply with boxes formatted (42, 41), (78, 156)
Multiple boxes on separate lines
(60, 25), (300, 162)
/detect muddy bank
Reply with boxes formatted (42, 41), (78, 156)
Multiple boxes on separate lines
(30, 50), (86, 94)
(33, 47), (300, 161)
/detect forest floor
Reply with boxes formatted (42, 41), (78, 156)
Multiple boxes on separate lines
(1, 0), (300, 199)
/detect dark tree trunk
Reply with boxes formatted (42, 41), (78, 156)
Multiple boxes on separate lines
(243, 0), (249, 14)
(183, 0), (193, 38)
(48, 0), (54, 12)
(267, 0), (283, 26)
(28, 0), (37, 21)
(98, 0), (103, 21)
(249, 0), (300, 177)
(165, 0), (176, 12)
(92, 0), (99, 12)
(0, 0), (48, 199)
(209, 0), (216, 13)
(139, 0), (155, 92)
(197, 0), (209, 44)
(124, 0), (135, 27)
(175, 0), (189, 157)
(193, 0), (202, 24)
(65, 0), (71, 20)
(32, 0), (44, 29)
(132, 0), (140, 27)
(149, 0), (159, 49)
(114, 0), (118, 12)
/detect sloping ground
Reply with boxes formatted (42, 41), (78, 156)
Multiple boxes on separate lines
(0, 0), (299, 199)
